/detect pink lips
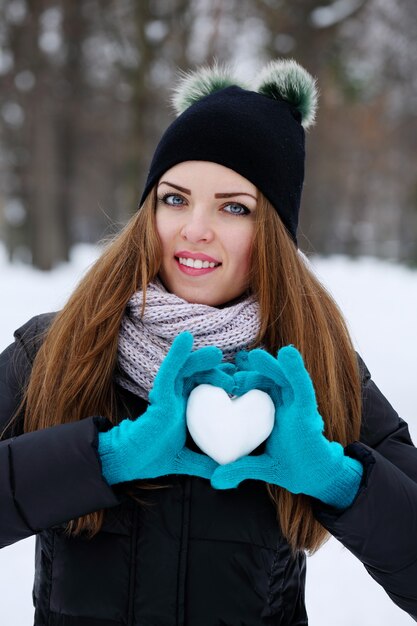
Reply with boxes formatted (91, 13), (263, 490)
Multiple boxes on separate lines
(175, 250), (221, 263)
(175, 250), (221, 276)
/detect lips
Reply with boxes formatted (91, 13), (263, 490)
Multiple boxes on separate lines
(174, 250), (221, 264)
(174, 252), (221, 276)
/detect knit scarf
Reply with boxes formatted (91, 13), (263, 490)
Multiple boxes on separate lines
(116, 279), (261, 401)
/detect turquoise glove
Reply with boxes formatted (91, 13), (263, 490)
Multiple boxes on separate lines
(211, 346), (363, 509)
(98, 332), (230, 485)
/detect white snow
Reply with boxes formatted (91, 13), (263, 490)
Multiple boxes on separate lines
(0, 245), (416, 625)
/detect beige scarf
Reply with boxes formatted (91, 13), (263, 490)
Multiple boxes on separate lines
(116, 279), (260, 400)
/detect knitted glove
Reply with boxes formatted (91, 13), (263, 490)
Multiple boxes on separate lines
(98, 332), (230, 485)
(211, 346), (363, 509)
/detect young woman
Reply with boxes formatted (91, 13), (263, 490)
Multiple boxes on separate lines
(1, 60), (416, 626)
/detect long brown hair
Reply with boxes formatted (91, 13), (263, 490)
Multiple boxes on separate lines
(21, 189), (361, 552)
(251, 196), (361, 551)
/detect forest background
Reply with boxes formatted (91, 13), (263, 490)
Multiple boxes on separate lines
(0, 0), (416, 271)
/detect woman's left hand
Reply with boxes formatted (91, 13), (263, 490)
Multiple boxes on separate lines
(99, 332), (235, 485)
(210, 346), (363, 509)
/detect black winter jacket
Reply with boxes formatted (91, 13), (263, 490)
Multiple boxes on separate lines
(0, 314), (417, 625)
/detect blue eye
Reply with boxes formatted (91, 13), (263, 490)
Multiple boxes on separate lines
(223, 203), (250, 216)
(159, 193), (185, 206)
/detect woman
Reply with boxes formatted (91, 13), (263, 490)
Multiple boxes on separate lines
(1, 59), (416, 626)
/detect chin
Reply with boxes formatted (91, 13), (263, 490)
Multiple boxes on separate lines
(158, 273), (246, 307)
(185, 288), (246, 308)
(176, 284), (228, 307)
(183, 289), (224, 307)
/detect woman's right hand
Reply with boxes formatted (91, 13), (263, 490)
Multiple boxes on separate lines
(210, 346), (363, 509)
(98, 332), (230, 485)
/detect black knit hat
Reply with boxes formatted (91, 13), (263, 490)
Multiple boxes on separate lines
(139, 60), (318, 244)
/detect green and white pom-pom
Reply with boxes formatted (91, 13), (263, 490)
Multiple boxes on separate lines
(171, 61), (247, 116)
(255, 59), (318, 129)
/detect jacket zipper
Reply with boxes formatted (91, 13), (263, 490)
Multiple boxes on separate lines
(127, 505), (139, 626)
(176, 477), (191, 626)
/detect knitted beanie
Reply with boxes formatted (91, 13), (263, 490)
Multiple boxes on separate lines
(139, 59), (318, 244)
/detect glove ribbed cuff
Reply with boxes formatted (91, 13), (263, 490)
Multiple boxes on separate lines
(97, 430), (125, 485)
(312, 456), (363, 509)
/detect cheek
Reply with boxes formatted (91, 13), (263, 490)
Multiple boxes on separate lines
(155, 212), (173, 252)
(227, 230), (254, 273)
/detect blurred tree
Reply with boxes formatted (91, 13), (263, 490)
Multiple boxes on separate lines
(0, 1), (93, 268)
(0, 1), (85, 268)
(335, 0), (417, 262)
(123, 0), (195, 213)
(0, 0), (416, 268)
(249, 0), (417, 261)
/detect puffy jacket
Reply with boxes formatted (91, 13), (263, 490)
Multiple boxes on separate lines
(0, 314), (416, 625)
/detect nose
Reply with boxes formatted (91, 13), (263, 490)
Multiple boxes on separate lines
(180, 207), (215, 243)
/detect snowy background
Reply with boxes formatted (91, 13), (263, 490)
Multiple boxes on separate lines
(0, 244), (416, 625)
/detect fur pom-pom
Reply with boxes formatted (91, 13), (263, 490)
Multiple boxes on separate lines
(255, 59), (318, 129)
(171, 61), (246, 116)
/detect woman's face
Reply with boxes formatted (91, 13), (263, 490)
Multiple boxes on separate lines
(155, 161), (257, 306)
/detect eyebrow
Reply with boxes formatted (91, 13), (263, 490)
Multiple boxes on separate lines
(158, 181), (257, 201)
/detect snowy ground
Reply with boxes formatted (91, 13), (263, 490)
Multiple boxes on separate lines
(0, 244), (416, 625)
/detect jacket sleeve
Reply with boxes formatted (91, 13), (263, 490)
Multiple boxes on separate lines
(313, 357), (417, 621)
(0, 316), (120, 549)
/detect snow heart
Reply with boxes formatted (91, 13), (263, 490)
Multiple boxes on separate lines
(186, 384), (275, 465)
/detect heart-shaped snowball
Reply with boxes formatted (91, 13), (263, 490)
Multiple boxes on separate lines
(186, 384), (275, 465)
